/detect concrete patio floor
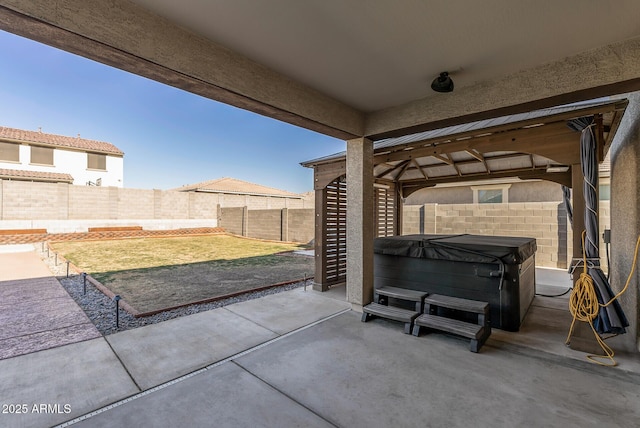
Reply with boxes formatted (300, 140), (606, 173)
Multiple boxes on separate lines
(1, 248), (639, 427)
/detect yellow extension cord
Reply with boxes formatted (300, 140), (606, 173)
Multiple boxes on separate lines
(565, 231), (640, 366)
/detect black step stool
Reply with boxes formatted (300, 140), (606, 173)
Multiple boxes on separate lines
(412, 294), (491, 352)
(362, 287), (429, 334)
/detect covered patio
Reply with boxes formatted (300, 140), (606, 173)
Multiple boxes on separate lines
(1, 0), (640, 356)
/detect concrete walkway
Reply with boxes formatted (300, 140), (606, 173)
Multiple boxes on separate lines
(0, 247), (100, 360)
(1, 249), (639, 427)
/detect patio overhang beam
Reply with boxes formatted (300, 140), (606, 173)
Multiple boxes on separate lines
(0, 2), (364, 141)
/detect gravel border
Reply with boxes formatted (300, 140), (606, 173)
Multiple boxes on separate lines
(35, 244), (310, 336)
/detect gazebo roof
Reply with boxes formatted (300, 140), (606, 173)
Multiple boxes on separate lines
(302, 98), (627, 193)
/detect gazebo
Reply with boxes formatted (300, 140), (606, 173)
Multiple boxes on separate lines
(302, 99), (628, 292)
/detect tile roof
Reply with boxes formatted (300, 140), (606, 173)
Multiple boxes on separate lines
(0, 168), (74, 183)
(0, 127), (123, 155)
(174, 177), (301, 198)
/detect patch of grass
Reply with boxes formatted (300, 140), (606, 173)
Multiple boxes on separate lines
(52, 235), (305, 274)
(51, 235), (314, 313)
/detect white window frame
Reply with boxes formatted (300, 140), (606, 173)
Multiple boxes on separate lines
(87, 153), (107, 171)
(30, 145), (54, 166)
(0, 141), (20, 162)
(471, 184), (511, 204)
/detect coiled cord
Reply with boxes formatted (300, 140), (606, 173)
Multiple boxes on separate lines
(565, 231), (640, 366)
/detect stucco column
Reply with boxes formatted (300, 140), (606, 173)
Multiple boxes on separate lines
(346, 137), (374, 309)
(609, 93), (640, 353)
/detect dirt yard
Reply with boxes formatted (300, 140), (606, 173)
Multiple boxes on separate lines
(52, 235), (314, 313)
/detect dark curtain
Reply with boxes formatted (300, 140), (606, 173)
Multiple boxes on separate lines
(567, 117), (628, 334)
(561, 185), (573, 225)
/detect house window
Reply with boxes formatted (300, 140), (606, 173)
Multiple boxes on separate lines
(599, 183), (610, 201)
(30, 146), (53, 165)
(87, 153), (107, 170)
(471, 184), (511, 204)
(0, 142), (20, 162)
(478, 189), (503, 203)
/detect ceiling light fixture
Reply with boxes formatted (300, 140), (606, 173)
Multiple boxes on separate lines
(431, 71), (454, 93)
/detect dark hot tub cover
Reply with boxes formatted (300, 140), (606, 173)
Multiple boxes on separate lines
(374, 234), (537, 265)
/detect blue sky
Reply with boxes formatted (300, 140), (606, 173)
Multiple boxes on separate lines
(0, 30), (345, 193)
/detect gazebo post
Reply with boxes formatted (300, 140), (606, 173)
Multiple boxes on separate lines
(395, 184), (403, 236)
(313, 185), (328, 291)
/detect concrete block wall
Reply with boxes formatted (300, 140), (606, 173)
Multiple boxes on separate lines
(218, 194), (248, 208)
(247, 209), (282, 241)
(189, 192), (216, 219)
(403, 202), (611, 270)
(402, 205), (422, 235)
(68, 186), (111, 219)
(0, 180), (219, 232)
(288, 208), (315, 244)
(117, 188), (154, 220)
(0, 181), (61, 220)
(216, 193), (310, 209)
(220, 207), (245, 236)
(219, 206), (314, 243)
(156, 190), (189, 219)
(405, 202), (568, 268)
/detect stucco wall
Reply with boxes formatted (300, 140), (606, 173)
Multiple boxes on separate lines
(405, 180), (564, 205)
(509, 181), (564, 203)
(609, 92), (640, 353)
(406, 186), (473, 204)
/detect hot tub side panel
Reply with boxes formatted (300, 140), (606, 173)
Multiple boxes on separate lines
(373, 253), (535, 331)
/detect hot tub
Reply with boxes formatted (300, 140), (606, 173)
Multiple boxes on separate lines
(373, 234), (536, 331)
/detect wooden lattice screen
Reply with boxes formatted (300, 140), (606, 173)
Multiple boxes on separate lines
(375, 183), (396, 237)
(324, 176), (347, 286)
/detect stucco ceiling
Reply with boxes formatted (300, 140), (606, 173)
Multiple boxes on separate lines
(130, 0), (640, 112)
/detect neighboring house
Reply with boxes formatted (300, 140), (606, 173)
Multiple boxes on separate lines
(175, 177), (312, 209)
(0, 126), (124, 187)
